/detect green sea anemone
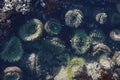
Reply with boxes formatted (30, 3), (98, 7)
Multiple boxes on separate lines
(65, 9), (84, 28)
(3, 66), (22, 80)
(19, 19), (43, 41)
(71, 29), (90, 55)
(89, 29), (105, 45)
(0, 36), (23, 62)
(111, 13), (120, 24)
(40, 37), (66, 55)
(44, 19), (62, 36)
(67, 57), (85, 79)
(95, 12), (107, 24)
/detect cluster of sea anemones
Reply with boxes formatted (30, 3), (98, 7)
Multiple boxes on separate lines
(0, 0), (120, 80)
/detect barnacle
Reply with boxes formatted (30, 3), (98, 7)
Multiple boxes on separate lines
(71, 29), (90, 55)
(99, 55), (115, 70)
(2, 0), (31, 14)
(40, 37), (66, 55)
(89, 29), (105, 45)
(44, 19), (62, 36)
(93, 43), (111, 56)
(110, 29), (120, 41)
(67, 57), (85, 79)
(3, 66), (22, 80)
(0, 36), (23, 62)
(65, 9), (84, 28)
(96, 12), (107, 24)
(19, 19), (43, 41)
(111, 13), (120, 24)
(112, 51), (120, 66)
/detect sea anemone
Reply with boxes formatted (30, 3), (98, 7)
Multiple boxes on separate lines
(65, 9), (84, 28)
(40, 37), (66, 55)
(71, 29), (90, 55)
(19, 19), (43, 41)
(111, 13), (120, 24)
(89, 29), (105, 45)
(28, 53), (41, 74)
(112, 51), (120, 66)
(3, 66), (22, 80)
(44, 19), (62, 36)
(0, 36), (23, 62)
(95, 12), (107, 24)
(54, 66), (69, 80)
(19, 52), (41, 79)
(67, 57), (85, 79)
(99, 55), (115, 70)
(92, 43), (111, 56)
(85, 61), (101, 80)
(110, 29), (120, 41)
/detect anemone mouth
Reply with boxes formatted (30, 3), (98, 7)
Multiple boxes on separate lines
(4, 72), (20, 80)
(70, 14), (77, 23)
(19, 19), (43, 41)
(26, 24), (37, 35)
(72, 37), (85, 49)
(110, 29), (120, 41)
